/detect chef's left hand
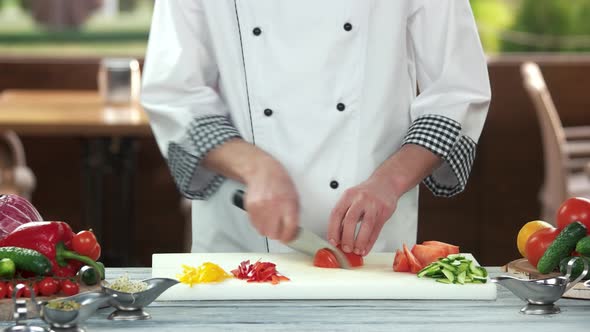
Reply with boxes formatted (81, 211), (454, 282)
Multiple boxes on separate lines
(327, 174), (399, 256)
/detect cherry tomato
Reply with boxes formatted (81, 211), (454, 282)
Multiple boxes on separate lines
(60, 279), (80, 296)
(336, 245), (364, 267)
(38, 277), (59, 296)
(556, 197), (590, 232)
(7, 283), (25, 298)
(313, 248), (340, 268)
(525, 227), (560, 268)
(72, 230), (100, 258)
(0, 282), (7, 299)
(22, 282), (39, 297)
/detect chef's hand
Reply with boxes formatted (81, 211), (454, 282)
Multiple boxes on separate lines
(243, 155), (300, 243)
(203, 138), (300, 243)
(326, 144), (443, 256)
(327, 173), (399, 256)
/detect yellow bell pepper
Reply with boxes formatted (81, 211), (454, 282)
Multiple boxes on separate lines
(177, 262), (232, 287)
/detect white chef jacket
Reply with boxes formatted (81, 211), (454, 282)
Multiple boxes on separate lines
(141, 0), (491, 253)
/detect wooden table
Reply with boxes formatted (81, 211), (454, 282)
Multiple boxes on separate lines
(0, 267), (588, 331)
(0, 90), (150, 136)
(0, 90), (152, 266)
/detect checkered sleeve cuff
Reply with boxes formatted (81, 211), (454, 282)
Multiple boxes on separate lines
(166, 115), (241, 200)
(402, 114), (477, 197)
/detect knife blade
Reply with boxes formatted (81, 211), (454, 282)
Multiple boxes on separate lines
(232, 189), (351, 269)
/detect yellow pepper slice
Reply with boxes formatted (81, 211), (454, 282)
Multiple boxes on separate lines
(177, 262), (232, 287)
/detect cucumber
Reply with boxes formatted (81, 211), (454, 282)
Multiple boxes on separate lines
(559, 256), (590, 280)
(0, 247), (52, 276)
(417, 255), (488, 284)
(575, 236), (590, 256)
(79, 262), (105, 285)
(537, 222), (587, 274)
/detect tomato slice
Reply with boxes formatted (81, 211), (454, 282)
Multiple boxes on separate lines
(403, 244), (424, 273)
(313, 248), (341, 268)
(422, 241), (460, 256)
(411, 244), (447, 266)
(336, 245), (364, 267)
(392, 249), (410, 272)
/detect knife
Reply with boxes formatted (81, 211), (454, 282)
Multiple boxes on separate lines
(232, 189), (351, 269)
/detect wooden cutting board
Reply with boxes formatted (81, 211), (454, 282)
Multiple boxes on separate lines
(0, 283), (101, 321)
(503, 258), (590, 300)
(152, 253), (497, 301)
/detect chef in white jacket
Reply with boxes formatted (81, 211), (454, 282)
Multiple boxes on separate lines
(141, 0), (490, 256)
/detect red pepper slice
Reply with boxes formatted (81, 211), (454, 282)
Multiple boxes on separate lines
(231, 260), (289, 284)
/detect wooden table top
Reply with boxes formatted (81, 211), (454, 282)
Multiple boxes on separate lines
(0, 90), (151, 136)
(1, 267), (587, 331)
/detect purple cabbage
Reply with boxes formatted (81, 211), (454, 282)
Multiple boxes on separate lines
(0, 194), (43, 240)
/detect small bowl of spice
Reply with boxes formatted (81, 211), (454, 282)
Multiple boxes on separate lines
(43, 300), (81, 325)
(101, 275), (178, 321)
(41, 292), (112, 329)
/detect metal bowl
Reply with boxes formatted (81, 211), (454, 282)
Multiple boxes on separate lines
(101, 278), (178, 320)
(40, 291), (113, 331)
(492, 257), (589, 315)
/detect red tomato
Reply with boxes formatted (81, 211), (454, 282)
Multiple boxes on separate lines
(38, 277), (59, 296)
(22, 282), (39, 297)
(7, 283), (25, 298)
(556, 197), (590, 232)
(403, 244), (424, 273)
(411, 244), (447, 266)
(313, 248), (340, 268)
(336, 245), (364, 267)
(72, 230), (100, 257)
(421, 241), (460, 256)
(88, 244), (101, 261)
(0, 282), (7, 299)
(393, 250), (410, 272)
(60, 279), (80, 296)
(525, 227), (560, 268)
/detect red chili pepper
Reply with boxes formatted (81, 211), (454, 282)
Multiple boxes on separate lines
(0, 221), (103, 278)
(231, 260), (289, 284)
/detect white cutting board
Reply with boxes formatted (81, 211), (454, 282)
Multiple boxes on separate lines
(151, 253), (497, 301)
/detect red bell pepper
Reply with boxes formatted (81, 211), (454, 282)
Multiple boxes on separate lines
(0, 221), (103, 278)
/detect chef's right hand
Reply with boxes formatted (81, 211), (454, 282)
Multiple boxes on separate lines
(243, 155), (300, 243)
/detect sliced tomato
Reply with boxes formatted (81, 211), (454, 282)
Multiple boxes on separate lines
(313, 248), (341, 268)
(411, 244), (447, 266)
(336, 245), (364, 267)
(403, 244), (424, 274)
(392, 249), (410, 272)
(422, 241), (460, 256)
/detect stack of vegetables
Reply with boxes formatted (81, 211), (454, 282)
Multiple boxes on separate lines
(0, 194), (105, 298)
(517, 197), (590, 279)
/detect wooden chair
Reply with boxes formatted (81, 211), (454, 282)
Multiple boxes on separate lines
(521, 62), (590, 224)
(0, 131), (36, 200)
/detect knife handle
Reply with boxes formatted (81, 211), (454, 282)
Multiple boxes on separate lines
(232, 189), (246, 210)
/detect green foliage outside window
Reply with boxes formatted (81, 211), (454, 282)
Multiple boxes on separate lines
(501, 0), (590, 52)
(470, 0), (515, 53)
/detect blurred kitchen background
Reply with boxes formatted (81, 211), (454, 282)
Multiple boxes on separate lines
(1, 0), (589, 267)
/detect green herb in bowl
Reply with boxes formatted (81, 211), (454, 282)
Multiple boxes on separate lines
(46, 300), (81, 311)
